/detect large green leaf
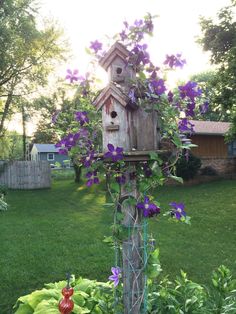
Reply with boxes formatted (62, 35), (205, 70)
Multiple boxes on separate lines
(27, 289), (61, 308)
(34, 298), (59, 314)
(14, 303), (34, 314)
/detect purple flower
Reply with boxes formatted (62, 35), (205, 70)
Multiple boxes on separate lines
(104, 144), (124, 162)
(128, 88), (136, 103)
(109, 267), (121, 287)
(178, 118), (194, 133)
(116, 174), (126, 185)
(149, 79), (166, 96)
(178, 81), (202, 101)
(55, 139), (68, 155)
(58, 148), (68, 155)
(90, 40), (103, 53)
(136, 196), (160, 218)
(164, 54), (186, 68)
(131, 44), (150, 66)
(185, 102), (196, 117)
(75, 111), (89, 126)
(86, 171), (99, 187)
(83, 151), (94, 168)
(143, 163), (152, 177)
(64, 133), (76, 148)
(167, 91), (174, 103)
(169, 202), (186, 220)
(144, 17), (154, 33)
(199, 101), (209, 114)
(66, 69), (79, 83)
(51, 110), (60, 124)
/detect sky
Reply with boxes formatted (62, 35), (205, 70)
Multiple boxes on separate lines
(39, 0), (232, 81)
(8, 0), (232, 135)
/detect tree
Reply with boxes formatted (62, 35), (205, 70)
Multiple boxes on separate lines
(0, 0), (67, 136)
(0, 131), (24, 160)
(198, 0), (236, 138)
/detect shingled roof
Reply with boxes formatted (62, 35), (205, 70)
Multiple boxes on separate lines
(190, 120), (231, 135)
(33, 144), (59, 153)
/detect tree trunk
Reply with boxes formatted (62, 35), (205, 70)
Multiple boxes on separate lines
(73, 163), (82, 183)
(0, 92), (13, 137)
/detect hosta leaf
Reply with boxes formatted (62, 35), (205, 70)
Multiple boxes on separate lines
(27, 289), (61, 308)
(34, 298), (59, 314)
(15, 303), (34, 314)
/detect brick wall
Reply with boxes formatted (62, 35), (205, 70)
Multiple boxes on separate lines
(201, 157), (236, 175)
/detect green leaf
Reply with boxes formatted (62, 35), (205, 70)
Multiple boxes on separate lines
(169, 175), (183, 184)
(103, 203), (114, 208)
(27, 289), (61, 309)
(34, 298), (59, 314)
(15, 303), (34, 314)
(73, 303), (90, 314)
(110, 182), (120, 193)
(149, 151), (159, 160)
(72, 292), (86, 306)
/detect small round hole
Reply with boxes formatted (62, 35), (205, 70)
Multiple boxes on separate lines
(116, 67), (122, 75)
(111, 111), (117, 119)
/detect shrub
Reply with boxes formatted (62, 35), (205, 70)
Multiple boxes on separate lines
(14, 265), (236, 314)
(200, 166), (218, 176)
(176, 152), (202, 181)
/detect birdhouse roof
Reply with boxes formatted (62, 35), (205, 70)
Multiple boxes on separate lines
(93, 83), (130, 110)
(99, 42), (130, 71)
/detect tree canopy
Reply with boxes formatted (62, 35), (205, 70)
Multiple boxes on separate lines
(198, 0), (236, 139)
(0, 0), (67, 136)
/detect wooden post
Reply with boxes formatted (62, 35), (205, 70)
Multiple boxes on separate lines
(121, 164), (144, 314)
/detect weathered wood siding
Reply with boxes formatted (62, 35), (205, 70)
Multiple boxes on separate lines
(0, 161), (51, 189)
(191, 135), (228, 157)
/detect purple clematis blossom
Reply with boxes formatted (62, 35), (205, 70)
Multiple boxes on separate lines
(51, 110), (60, 124)
(169, 202), (186, 220)
(164, 54), (186, 68)
(131, 44), (150, 66)
(109, 267), (121, 287)
(66, 69), (79, 83)
(85, 171), (99, 187)
(116, 174), (126, 185)
(143, 163), (152, 178)
(104, 144), (124, 162)
(199, 101), (209, 114)
(136, 196), (160, 218)
(178, 118), (194, 133)
(149, 79), (166, 96)
(178, 81), (202, 101)
(83, 151), (95, 168)
(75, 111), (89, 126)
(90, 40), (103, 53)
(185, 102), (196, 117)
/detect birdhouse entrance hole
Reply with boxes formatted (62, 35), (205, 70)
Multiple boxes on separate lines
(116, 67), (123, 75)
(111, 111), (117, 118)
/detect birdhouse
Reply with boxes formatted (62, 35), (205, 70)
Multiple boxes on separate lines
(94, 42), (160, 154)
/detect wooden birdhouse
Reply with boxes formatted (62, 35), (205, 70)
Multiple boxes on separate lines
(94, 42), (160, 154)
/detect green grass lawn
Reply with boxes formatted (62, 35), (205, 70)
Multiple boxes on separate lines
(0, 178), (236, 313)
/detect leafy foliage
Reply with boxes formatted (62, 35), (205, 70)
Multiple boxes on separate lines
(14, 265), (236, 313)
(198, 1), (236, 137)
(176, 153), (201, 181)
(0, 0), (67, 135)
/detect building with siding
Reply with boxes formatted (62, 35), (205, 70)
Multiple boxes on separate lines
(31, 144), (70, 166)
(190, 120), (236, 174)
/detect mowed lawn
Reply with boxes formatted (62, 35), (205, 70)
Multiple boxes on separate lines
(0, 178), (236, 313)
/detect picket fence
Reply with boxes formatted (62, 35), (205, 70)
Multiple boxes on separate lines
(0, 160), (51, 189)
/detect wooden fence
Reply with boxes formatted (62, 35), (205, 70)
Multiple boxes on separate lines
(0, 161), (51, 189)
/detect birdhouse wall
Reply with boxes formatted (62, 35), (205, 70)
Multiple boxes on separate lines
(108, 56), (135, 87)
(132, 108), (160, 151)
(102, 97), (133, 151)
